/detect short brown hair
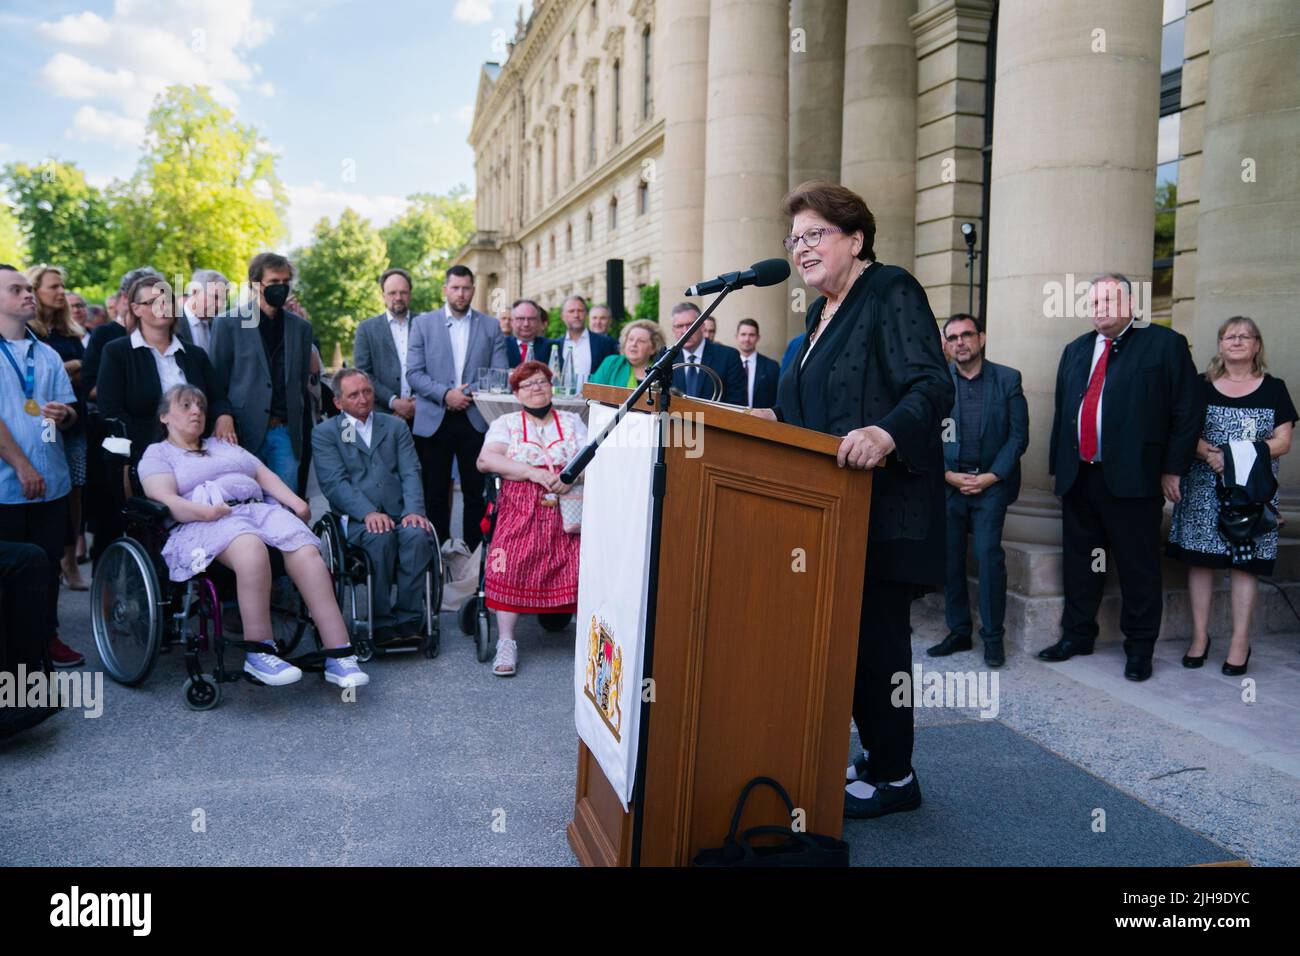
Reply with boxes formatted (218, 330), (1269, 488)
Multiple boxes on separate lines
(248, 252), (294, 284)
(509, 359), (552, 392)
(379, 267), (412, 290)
(782, 180), (876, 261)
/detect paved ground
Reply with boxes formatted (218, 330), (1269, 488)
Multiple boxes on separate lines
(3, 487), (1297, 866)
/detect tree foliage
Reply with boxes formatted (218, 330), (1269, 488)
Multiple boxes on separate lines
(0, 203), (26, 266)
(1, 159), (116, 291)
(380, 186), (475, 314)
(295, 208), (387, 356)
(114, 85), (286, 286)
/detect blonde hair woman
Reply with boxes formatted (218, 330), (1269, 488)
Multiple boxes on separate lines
(587, 319), (665, 388)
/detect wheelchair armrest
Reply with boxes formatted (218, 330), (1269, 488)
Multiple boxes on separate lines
(123, 496), (170, 523)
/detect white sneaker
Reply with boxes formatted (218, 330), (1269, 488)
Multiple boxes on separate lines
(324, 655), (370, 688)
(492, 638), (517, 677)
(244, 650), (303, 686)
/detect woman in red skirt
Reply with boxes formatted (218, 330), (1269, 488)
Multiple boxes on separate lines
(475, 360), (587, 675)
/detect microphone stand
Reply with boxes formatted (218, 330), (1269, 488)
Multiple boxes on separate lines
(560, 281), (737, 867)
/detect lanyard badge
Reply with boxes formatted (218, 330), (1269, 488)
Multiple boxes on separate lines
(0, 333), (40, 415)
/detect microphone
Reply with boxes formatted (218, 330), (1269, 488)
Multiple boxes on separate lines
(685, 258), (790, 297)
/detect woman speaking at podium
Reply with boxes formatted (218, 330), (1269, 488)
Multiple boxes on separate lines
(753, 182), (953, 820)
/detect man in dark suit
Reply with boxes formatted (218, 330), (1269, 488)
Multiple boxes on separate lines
(504, 298), (553, 368)
(555, 295), (617, 386)
(927, 314), (1028, 667)
(405, 265), (507, 550)
(353, 268), (418, 427)
(208, 252), (315, 493)
(175, 268), (229, 353)
(668, 301), (746, 405)
(312, 369), (434, 643)
(734, 318), (780, 408)
(1040, 274), (1201, 681)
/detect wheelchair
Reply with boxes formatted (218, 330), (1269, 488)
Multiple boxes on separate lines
(311, 512), (443, 662)
(457, 473), (573, 663)
(90, 422), (354, 710)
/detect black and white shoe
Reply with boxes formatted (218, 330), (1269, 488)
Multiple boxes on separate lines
(845, 752), (869, 784)
(844, 771), (923, 819)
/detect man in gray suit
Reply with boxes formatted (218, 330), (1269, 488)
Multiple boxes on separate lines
(313, 369), (434, 642)
(208, 252), (314, 492)
(353, 267), (417, 428)
(406, 265), (507, 550)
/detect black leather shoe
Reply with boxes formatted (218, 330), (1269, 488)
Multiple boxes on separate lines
(926, 632), (973, 657)
(1037, 637), (1095, 662)
(1182, 637), (1211, 668)
(1124, 655), (1153, 681)
(984, 641), (1005, 667)
(1222, 648), (1251, 676)
(844, 772), (923, 820)
(845, 752), (869, 784)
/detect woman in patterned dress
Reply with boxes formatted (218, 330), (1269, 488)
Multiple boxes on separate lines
(475, 360), (588, 676)
(1167, 317), (1295, 675)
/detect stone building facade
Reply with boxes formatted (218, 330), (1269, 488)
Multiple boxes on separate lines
(458, 0), (1299, 649)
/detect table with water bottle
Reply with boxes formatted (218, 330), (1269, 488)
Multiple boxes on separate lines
(470, 346), (591, 425)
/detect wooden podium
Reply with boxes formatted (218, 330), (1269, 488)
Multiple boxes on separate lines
(568, 384), (872, 866)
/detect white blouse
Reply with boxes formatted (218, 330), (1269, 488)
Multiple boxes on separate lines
(483, 409), (588, 470)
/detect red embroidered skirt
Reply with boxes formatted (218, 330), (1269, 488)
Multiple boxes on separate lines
(484, 476), (580, 613)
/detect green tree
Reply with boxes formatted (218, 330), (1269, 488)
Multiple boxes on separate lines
(0, 203), (26, 266)
(115, 85), (286, 285)
(295, 208), (387, 357)
(632, 282), (658, 331)
(380, 186), (475, 313)
(2, 159), (116, 289)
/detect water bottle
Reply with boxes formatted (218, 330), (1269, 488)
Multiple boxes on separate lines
(548, 345), (563, 394)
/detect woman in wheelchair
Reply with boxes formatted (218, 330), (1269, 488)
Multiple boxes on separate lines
(137, 384), (369, 689)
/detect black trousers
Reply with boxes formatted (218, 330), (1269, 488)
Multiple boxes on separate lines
(416, 411), (486, 552)
(0, 497), (68, 642)
(0, 540), (57, 738)
(1060, 462), (1163, 658)
(853, 576), (915, 784)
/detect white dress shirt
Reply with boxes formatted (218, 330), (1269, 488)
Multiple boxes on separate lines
(387, 311), (412, 404)
(343, 410), (373, 448)
(740, 351), (757, 407)
(446, 309), (471, 386)
(182, 302), (212, 351)
(562, 329), (593, 384)
(1077, 319), (1133, 461)
(131, 329), (187, 392)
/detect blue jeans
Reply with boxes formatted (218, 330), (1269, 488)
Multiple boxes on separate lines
(255, 425), (299, 494)
(944, 482), (1009, 643)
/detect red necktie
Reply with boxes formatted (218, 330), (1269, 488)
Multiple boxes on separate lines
(521, 342), (528, 363)
(1079, 341), (1110, 462)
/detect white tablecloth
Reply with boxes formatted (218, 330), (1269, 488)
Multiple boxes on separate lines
(473, 392), (590, 425)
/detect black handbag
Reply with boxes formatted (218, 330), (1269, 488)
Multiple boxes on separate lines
(1216, 474), (1278, 565)
(692, 776), (849, 867)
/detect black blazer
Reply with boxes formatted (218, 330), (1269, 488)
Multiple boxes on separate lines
(505, 336), (554, 368)
(775, 263), (954, 586)
(553, 331), (619, 377)
(96, 335), (233, 462)
(1049, 323), (1201, 498)
(942, 360), (1029, 502)
(83, 321), (128, 397)
(669, 340), (747, 406)
(749, 352), (780, 409)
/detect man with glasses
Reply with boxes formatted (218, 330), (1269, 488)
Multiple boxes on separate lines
(928, 313), (1028, 667)
(505, 298), (553, 368)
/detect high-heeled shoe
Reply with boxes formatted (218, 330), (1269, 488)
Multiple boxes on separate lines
(1182, 636), (1211, 668)
(1222, 648), (1251, 676)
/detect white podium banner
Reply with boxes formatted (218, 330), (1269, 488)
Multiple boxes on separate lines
(574, 402), (656, 809)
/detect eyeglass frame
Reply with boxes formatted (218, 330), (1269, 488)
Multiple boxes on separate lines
(944, 330), (980, 343)
(783, 225), (843, 253)
(1220, 333), (1258, 344)
(516, 376), (552, 392)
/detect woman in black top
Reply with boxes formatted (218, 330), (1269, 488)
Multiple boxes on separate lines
(1167, 316), (1295, 675)
(754, 181), (953, 820)
(96, 274), (234, 479)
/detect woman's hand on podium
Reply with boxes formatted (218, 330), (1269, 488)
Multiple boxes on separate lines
(747, 408), (778, 422)
(837, 426), (895, 470)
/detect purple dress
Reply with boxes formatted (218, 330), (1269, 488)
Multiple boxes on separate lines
(137, 438), (321, 582)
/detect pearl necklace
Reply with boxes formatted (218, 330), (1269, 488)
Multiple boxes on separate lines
(810, 262), (869, 344)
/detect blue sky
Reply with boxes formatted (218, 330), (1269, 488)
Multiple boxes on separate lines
(1, 0), (531, 246)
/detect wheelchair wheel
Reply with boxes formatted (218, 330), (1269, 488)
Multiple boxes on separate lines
(183, 674), (221, 711)
(474, 603), (494, 663)
(458, 596), (478, 636)
(354, 638), (375, 663)
(92, 537), (164, 686)
(421, 629), (440, 659)
(539, 612), (572, 632)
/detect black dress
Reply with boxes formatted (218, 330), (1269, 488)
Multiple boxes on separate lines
(1167, 374), (1296, 575)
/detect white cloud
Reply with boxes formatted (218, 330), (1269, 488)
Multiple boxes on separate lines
(69, 105), (146, 149)
(453, 0), (494, 25)
(454, 103), (474, 123)
(285, 182), (410, 249)
(36, 0), (274, 146)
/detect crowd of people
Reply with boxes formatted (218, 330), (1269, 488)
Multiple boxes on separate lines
(0, 180), (1292, 828)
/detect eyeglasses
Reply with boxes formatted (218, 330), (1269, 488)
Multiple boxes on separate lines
(517, 378), (551, 391)
(1221, 334), (1258, 344)
(945, 331), (978, 343)
(783, 226), (842, 253)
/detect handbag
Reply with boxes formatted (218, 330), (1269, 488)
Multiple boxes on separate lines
(1216, 479), (1278, 565)
(692, 776), (849, 867)
(558, 484), (583, 535)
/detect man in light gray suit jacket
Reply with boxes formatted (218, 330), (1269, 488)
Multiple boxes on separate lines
(353, 267), (417, 428)
(312, 369), (435, 642)
(208, 252), (314, 492)
(406, 265), (507, 550)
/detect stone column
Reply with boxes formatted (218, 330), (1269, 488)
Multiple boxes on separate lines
(1170, 0), (1214, 341)
(700, 0), (790, 347)
(840, 0), (917, 272)
(657, 0), (711, 327)
(785, 0), (847, 347)
(1194, 0), (1300, 524)
(985, 0), (1162, 546)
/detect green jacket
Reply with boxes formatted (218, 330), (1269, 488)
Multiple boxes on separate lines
(589, 354), (638, 388)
